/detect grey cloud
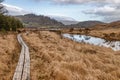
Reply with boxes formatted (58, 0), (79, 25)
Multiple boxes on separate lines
(104, 15), (120, 22)
(33, 0), (120, 4)
(83, 5), (120, 22)
(53, 0), (120, 22)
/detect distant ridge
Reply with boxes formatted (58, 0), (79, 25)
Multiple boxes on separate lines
(108, 21), (120, 28)
(16, 14), (64, 27)
(93, 20), (120, 29)
(69, 21), (105, 28)
(16, 14), (113, 29)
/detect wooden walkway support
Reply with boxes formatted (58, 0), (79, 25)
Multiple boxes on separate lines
(13, 34), (30, 80)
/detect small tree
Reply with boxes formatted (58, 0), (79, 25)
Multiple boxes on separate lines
(0, 0), (23, 32)
(0, 15), (23, 31)
(0, 0), (7, 14)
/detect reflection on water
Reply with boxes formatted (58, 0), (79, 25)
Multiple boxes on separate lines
(63, 34), (120, 51)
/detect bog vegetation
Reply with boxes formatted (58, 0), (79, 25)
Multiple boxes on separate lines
(23, 31), (120, 80)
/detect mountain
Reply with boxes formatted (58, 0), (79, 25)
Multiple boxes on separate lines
(90, 20), (120, 30)
(16, 14), (106, 28)
(3, 3), (78, 25)
(108, 21), (120, 28)
(3, 4), (106, 28)
(49, 15), (79, 25)
(70, 21), (105, 28)
(16, 14), (64, 27)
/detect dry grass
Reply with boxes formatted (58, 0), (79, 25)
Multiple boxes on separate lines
(0, 33), (20, 80)
(62, 28), (120, 41)
(23, 31), (120, 80)
(88, 28), (120, 41)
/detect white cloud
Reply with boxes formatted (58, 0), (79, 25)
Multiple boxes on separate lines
(2, 3), (30, 15)
(50, 0), (120, 22)
(3, 0), (120, 22)
(84, 5), (117, 16)
(53, 0), (90, 4)
(34, 0), (120, 4)
(83, 4), (120, 22)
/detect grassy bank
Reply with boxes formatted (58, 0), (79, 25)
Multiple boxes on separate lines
(61, 28), (120, 41)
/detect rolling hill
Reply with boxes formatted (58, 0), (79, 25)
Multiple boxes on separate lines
(70, 21), (105, 28)
(17, 13), (118, 30)
(93, 21), (120, 30)
(16, 14), (64, 28)
(108, 21), (120, 28)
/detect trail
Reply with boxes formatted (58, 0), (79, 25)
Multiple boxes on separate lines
(13, 34), (30, 80)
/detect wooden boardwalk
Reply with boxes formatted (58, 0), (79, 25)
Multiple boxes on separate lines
(13, 34), (30, 80)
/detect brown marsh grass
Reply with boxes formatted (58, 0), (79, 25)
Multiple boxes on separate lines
(0, 33), (20, 80)
(62, 28), (120, 41)
(23, 31), (120, 80)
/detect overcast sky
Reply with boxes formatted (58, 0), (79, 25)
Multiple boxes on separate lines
(3, 0), (120, 22)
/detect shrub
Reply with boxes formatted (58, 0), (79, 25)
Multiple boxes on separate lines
(0, 14), (23, 31)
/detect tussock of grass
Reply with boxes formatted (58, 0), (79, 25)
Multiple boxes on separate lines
(23, 31), (120, 80)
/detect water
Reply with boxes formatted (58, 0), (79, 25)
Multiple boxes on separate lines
(63, 34), (120, 51)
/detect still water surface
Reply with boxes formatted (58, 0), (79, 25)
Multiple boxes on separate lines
(63, 34), (120, 51)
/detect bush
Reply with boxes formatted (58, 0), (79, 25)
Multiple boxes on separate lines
(0, 14), (23, 31)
